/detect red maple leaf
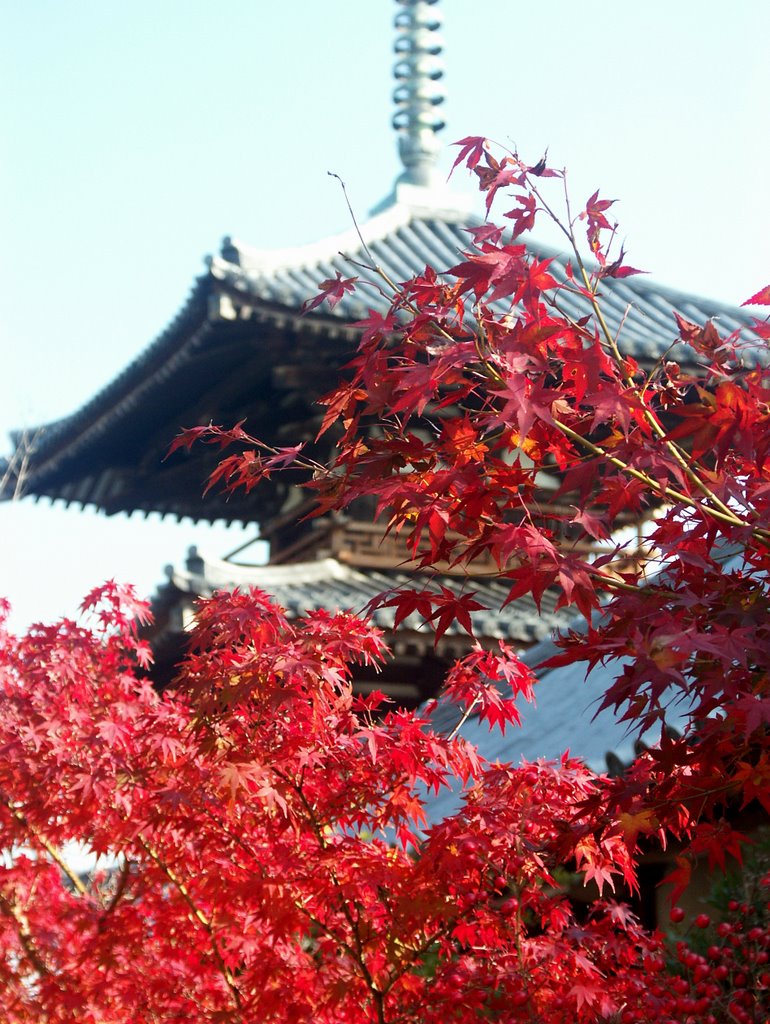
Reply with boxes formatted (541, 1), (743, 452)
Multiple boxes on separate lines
(448, 243), (527, 302)
(741, 283), (770, 306)
(450, 135), (488, 173)
(503, 192), (537, 239)
(301, 272), (358, 313)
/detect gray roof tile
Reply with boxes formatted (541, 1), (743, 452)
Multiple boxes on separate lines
(158, 551), (571, 649)
(4, 193), (764, 514)
(222, 201), (762, 363)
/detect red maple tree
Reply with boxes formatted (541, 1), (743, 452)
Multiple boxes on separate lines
(1, 139), (769, 1021)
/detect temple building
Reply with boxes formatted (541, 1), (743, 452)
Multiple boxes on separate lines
(0, 0), (760, 733)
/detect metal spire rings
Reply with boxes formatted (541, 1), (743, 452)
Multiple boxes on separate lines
(392, 0), (446, 188)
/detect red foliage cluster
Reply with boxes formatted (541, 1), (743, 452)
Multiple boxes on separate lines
(0, 585), (695, 1022)
(3, 138), (770, 1020)
(183, 137), (770, 875)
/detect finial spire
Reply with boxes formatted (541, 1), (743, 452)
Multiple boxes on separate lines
(392, 0), (446, 188)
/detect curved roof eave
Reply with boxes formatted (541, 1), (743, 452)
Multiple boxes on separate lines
(3, 192), (764, 511)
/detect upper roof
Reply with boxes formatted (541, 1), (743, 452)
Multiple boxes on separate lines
(2, 191), (761, 523)
(2, 0), (762, 521)
(217, 192), (760, 358)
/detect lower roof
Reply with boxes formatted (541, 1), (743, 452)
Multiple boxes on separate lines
(152, 549), (571, 653)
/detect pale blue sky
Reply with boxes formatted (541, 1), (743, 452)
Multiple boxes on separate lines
(1, 0), (768, 628)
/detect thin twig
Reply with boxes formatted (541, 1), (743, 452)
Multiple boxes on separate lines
(531, 176), (742, 525)
(446, 695), (482, 742)
(1, 428), (41, 501)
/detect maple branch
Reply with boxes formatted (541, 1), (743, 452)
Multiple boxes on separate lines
(457, 325), (718, 573)
(136, 836), (243, 1015)
(328, 173), (381, 275)
(414, 310), (769, 560)
(548, 415), (770, 542)
(0, 888), (51, 979)
(446, 694), (481, 742)
(278, 769), (392, 1021)
(291, 897), (361, 965)
(102, 857), (132, 915)
(196, 799), (369, 975)
(2, 796), (89, 898)
(324, 178), (465, 360)
(329, 173), (403, 314)
(534, 176), (742, 528)
(373, 987), (387, 1024)
(1, 428), (40, 501)
(383, 923), (453, 995)
(578, 271), (741, 526)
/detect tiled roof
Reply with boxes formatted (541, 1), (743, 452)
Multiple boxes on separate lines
(436, 617), (637, 750)
(2, 189), (763, 517)
(217, 195), (760, 363)
(155, 548), (571, 649)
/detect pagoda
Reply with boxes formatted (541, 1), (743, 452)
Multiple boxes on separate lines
(1, 1), (760, 713)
